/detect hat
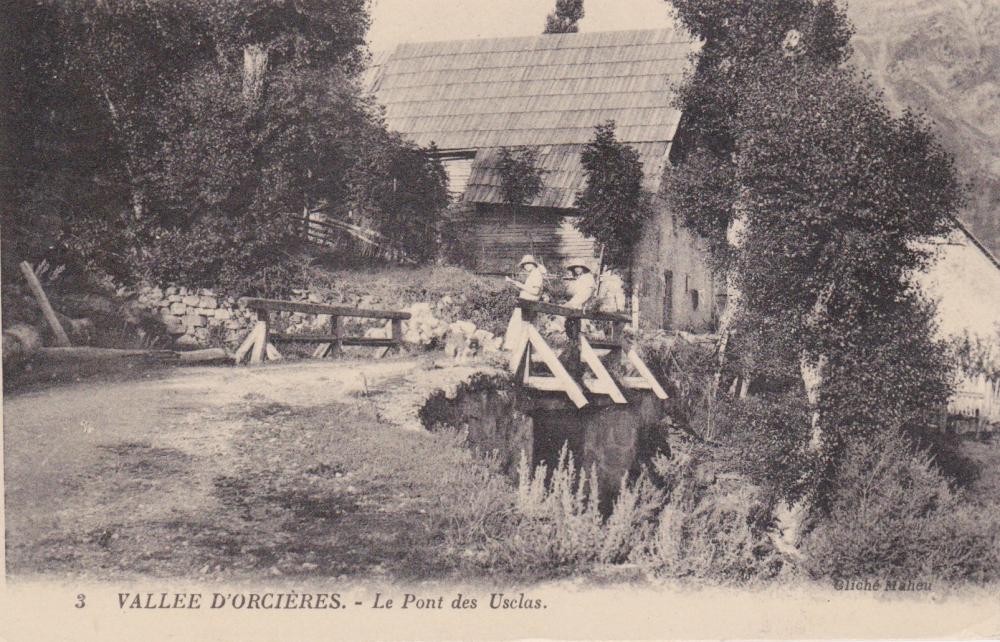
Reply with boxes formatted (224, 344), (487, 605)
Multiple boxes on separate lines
(565, 258), (592, 273)
(518, 254), (539, 269)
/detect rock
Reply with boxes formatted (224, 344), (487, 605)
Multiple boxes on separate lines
(450, 320), (476, 337)
(2, 324), (42, 368)
(182, 295), (201, 307)
(68, 318), (94, 342)
(199, 295), (217, 309)
(168, 294), (182, 303)
(164, 286), (179, 296)
(170, 301), (186, 315)
(307, 292), (322, 303)
(164, 317), (185, 335)
(178, 287), (189, 296)
(185, 314), (207, 328)
(214, 308), (232, 320)
(175, 334), (200, 349)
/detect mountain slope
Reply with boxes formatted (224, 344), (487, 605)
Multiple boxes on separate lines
(848, 0), (1000, 254)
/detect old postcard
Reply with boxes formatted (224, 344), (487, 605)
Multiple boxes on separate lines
(2, 0), (999, 639)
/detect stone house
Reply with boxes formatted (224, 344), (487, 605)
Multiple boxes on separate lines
(367, 27), (718, 332)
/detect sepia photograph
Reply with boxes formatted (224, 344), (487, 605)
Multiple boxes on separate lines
(2, 0), (1000, 639)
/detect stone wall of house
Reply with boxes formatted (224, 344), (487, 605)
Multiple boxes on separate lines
(632, 195), (720, 332)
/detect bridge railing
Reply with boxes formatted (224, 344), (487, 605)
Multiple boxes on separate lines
(512, 300), (666, 408)
(234, 297), (411, 365)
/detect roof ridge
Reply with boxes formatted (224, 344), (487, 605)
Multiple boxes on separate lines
(387, 27), (689, 54)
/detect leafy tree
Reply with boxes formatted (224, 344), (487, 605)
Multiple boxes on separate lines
(349, 134), (450, 263)
(495, 146), (545, 223)
(4, 0), (449, 296)
(544, 0), (585, 34)
(662, 0), (963, 543)
(574, 121), (652, 269)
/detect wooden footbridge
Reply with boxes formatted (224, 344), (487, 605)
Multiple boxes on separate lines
(233, 297), (410, 365)
(232, 296), (666, 409)
(509, 300), (667, 409)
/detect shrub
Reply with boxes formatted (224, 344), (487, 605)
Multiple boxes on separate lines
(801, 430), (1000, 582)
(640, 446), (786, 583)
(444, 445), (664, 577)
(720, 393), (816, 503)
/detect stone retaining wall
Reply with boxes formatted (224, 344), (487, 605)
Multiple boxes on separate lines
(137, 286), (255, 349)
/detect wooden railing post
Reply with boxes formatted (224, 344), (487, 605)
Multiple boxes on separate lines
(564, 317), (583, 380)
(332, 315), (343, 355)
(391, 318), (403, 352)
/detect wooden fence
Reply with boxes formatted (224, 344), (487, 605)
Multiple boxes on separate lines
(949, 373), (1000, 426)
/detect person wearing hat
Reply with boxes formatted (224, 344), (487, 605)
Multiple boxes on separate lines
(564, 258), (596, 310)
(503, 254), (547, 349)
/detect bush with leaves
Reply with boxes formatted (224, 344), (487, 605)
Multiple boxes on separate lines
(544, 0), (585, 34)
(495, 146), (545, 221)
(641, 443), (785, 583)
(801, 430), (1000, 582)
(574, 121), (652, 269)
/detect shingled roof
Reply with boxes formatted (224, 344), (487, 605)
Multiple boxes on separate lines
(368, 28), (699, 209)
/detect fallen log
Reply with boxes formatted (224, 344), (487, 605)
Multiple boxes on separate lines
(37, 346), (231, 364)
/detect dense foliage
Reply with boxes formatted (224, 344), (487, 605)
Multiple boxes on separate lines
(495, 146), (545, 220)
(662, 0), (962, 505)
(574, 121), (652, 269)
(1, 0), (447, 296)
(544, 0), (585, 34)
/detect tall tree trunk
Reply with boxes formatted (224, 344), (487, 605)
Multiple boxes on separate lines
(771, 284), (833, 556)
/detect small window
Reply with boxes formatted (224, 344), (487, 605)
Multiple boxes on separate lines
(690, 289), (700, 311)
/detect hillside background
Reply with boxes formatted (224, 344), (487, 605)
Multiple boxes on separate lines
(848, 0), (1000, 254)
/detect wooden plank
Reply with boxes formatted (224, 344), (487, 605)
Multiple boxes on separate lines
(269, 333), (396, 347)
(518, 299), (630, 323)
(621, 376), (653, 390)
(626, 348), (668, 399)
(233, 325), (259, 364)
(580, 336), (627, 403)
(312, 343), (331, 358)
(508, 321), (531, 374)
(240, 298), (410, 320)
(524, 325), (588, 409)
(19, 261), (71, 347)
(250, 321), (267, 365)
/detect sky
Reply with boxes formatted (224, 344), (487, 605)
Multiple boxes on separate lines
(367, 0), (676, 52)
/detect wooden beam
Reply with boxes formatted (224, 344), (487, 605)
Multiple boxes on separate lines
(523, 325), (588, 409)
(580, 335), (626, 403)
(240, 298), (410, 320)
(19, 261), (71, 347)
(250, 321), (268, 365)
(233, 325), (259, 364)
(626, 348), (668, 400)
(312, 343), (331, 358)
(265, 342), (282, 361)
(518, 299), (629, 323)
(268, 333), (396, 347)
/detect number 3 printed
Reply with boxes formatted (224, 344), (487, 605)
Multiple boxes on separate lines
(75, 594), (86, 608)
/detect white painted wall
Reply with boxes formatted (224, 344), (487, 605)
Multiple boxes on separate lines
(914, 225), (1000, 341)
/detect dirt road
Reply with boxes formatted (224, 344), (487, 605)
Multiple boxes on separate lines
(4, 357), (496, 582)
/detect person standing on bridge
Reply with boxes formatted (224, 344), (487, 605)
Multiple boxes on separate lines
(564, 258), (596, 309)
(503, 254), (547, 350)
